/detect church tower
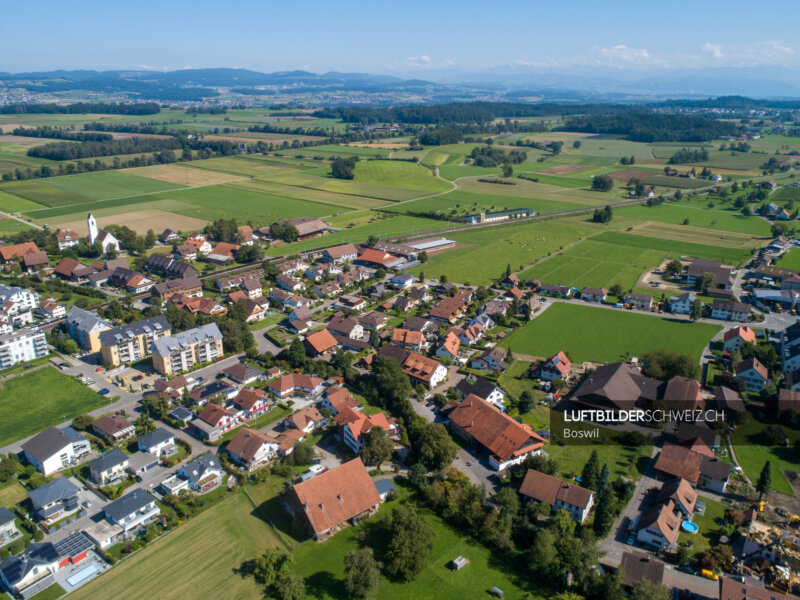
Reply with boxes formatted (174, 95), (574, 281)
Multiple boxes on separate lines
(87, 213), (99, 244)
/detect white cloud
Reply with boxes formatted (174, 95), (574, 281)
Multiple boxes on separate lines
(591, 44), (653, 66)
(702, 42), (724, 59)
(387, 55), (455, 71)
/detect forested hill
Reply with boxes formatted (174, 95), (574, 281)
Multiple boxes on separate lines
(559, 113), (741, 142)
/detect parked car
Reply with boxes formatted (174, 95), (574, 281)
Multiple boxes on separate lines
(99, 388), (110, 395)
(95, 366), (105, 372)
(626, 536), (635, 545)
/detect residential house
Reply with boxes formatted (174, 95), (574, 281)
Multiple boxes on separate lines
(282, 458), (382, 540)
(0, 541), (61, 597)
(276, 258), (308, 276)
(192, 403), (238, 442)
(711, 299), (750, 322)
(735, 358), (769, 392)
(334, 296), (367, 312)
(684, 259), (733, 289)
(206, 242), (239, 264)
(223, 363), (262, 385)
(618, 552), (666, 589)
(390, 273), (415, 289)
(65, 306), (110, 352)
(28, 478), (80, 524)
(719, 576), (792, 600)
(314, 281), (342, 298)
(391, 328), (427, 352)
(482, 299), (508, 317)
(625, 293), (653, 310)
(0, 242), (40, 264)
(455, 377), (505, 410)
(178, 455), (223, 492)
(21, 251), (48, 273)
(109, 267), (155, 294)
(713, 386), (745, 414)
(500, 274), (520, 288)
(188, 380), (237, 406)
(169, 293), (227, 317)
(103, 488), (160, 534)
(216, 269), (264, 291)
(518, 469), (594, 523)
(539, 351), (572, 381)
(654, 443), (731, 493)
(88, 449), (129, 485)
(636, 500), (681, 548)
(662, 376), (705, 412)
(288, 306), (313, 323)
(287, 406), (325, 433)
(33, 299), (64, 321)
(403, 316), (433, 333)
(226, 428), (279, 471)
(276, 274), (303, 292)
(580, 287), (607, 302)
(322, 244), (358, 264)
(231, 388), (272, 420)
(669, 292), (696, 315)
(358, 248), (403, 269)
(538, 284), (573, 298)
(99, 315), (171, 367)
(21, 427), (89, 476)
(470, 313), (496, 330)
(335, 406), (397, 454)
(442, 394), (547, 470)
(0, 508), (19, 547)
(237, 225), (254, 245)
(151, 323), (224, 376)
(304, 329), (339, 356)
(0, 328), (48, 368)
(91, 414), (135, 442)
(137, 428), (176, 457)
(56, 229), (81, 250)
(53, 257), (95, 283)
(435, 331), (460, 361)
(160, 229), (179, 243)
(267, 373), (323, 399)
(275, 217), (328, 241)
(174, 243), (198, 261)
(270, 289), (309, 310)
(318, 386), (358, 416)
(327, 313), (364, 339)
(379, 346), (448, 389)
(409, 287), (430, 304)
(470, 347), (508, 371)
(358, 312), (389, 331)
(654, 478), (697, 518)
(723, 326), (756, 353)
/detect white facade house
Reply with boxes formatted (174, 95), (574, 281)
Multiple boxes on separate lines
(0, 328), (48, 369)
(21, 427), (89, 476)
(669, 292), (695, 315)
(87, 213), (120, 254)
(103, 489), (160, 534)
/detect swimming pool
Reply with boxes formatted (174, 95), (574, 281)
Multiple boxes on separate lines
(681, 521), (699, 534)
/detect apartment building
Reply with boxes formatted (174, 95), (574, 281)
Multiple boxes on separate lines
(151, 323), (224, 376)
(0, 328), (48, 368)
(99, 316), (171, 366)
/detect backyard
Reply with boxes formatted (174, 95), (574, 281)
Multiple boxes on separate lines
(731, 417), (800, 497)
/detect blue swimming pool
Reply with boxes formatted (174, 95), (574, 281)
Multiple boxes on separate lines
(681, 521), (699, 534)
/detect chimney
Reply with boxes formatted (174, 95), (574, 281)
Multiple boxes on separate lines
(337, 494), (344, 503)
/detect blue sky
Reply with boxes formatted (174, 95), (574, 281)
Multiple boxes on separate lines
(2, 0), (798, 75)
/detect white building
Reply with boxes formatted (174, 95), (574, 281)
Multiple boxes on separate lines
(87, 213), (120, 254)
(21, 427), (90, 476)
(0, 328), (48, 369)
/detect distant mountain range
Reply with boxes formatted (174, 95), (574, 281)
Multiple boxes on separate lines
(2, 67), (800, 103)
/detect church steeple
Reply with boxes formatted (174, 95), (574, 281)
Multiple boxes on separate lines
(87, 213), (98, 244)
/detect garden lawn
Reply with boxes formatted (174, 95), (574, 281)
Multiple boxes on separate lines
(68, 489), (280, 600)
(731, 417), (800, 497)
(777, 248), (800, 271)
(0, 367), (110, 446)
(678, 495), (727, 559)
(0, 481), (27, 509)
(547, 440), (653, 483)
(502, 303), (720, 363)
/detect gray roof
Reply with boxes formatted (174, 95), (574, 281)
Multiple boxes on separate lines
(0, 507), (14, 527)
(137, 428), (174, 450)
(28, 477), (79, 510)
(88, 449), (128, 473)
(180, 454), (221, 486)
(66, 305), (109, 332)
(169, 406), (193, 422)
(374, 479), (397, 496)
(98, 315), (170, 347)
(104, 489), (155, 522)
(152, 323), (222, 356)
(455, 377), (500, 400)
(21, 427), (73, 463)
(0, 542), (59, 587)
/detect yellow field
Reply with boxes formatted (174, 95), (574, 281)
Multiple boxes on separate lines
(126, 164), (249, 186)
(630, 221), (765, 249)
(69, 490), (280, 600)
(58, 209), (208, 234)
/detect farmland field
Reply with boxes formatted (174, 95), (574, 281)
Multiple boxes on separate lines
(57, 208), (208, 235)
(777, 248), (800, 271)
(0, 190), (44, 213)
(614, 202), (773, 236)
(0, 367), (110, 446)
(519, 237), (666, 290)
(126, 163), (249, 186)
(68, 489), (281, 600)
(502, 302), (720, 363)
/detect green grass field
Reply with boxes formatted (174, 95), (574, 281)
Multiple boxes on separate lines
(0, 367), (110, 446)
(777, 248), (800, 271)
(68, 489), (280, 600)
(731, 417), (800, 496)
(548, 439), (653, 483)
(591, 231), (755, 266)
(0, 219), (34, 233)
(502, 302), (720, 362)
(0, 190), (43, 213)
(614, 202), (772, 236)
(519, 237), (666, 290)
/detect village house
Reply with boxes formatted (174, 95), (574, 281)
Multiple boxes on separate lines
(318, 386), (359, 415)
(91, 414), (135, 442)
(231, 388), (272, 420)
(282, 458), (382, 541)
(723, 326), (756, 353)
(304, 329), (339, 357)
(322, 244), (359, 264)
(580, 287), (607, 303)
(442, 394), (547, 470)
(390, 328), (427, 352)
(518, 469), (594, 523)
(379, 346), (448, 389)
(669, 291), (696, 315)
(636, 500), (681, 549)
(267, 373), (324, 399)
(35, 299), (65, 321)
(358, 312), (389, 331)
(314, 281), (342, 298)
(539, 351), (572, 381)
(137, 428), (176, 457)
(104, 488), (160, 535)
(625, 293), (653, 310)
(206, 242), (240, 264)
(88, 449), (129, 485)
(192, 403), (238, 442)
(152, 276), (203, 301)
(21, 427), (90, 476)
(56, 229), (81, 250)
(327, 313), (364, 339)
(711, 299), (750, 322)
(177, 455), (223, 492)
(455, 377), (505, 410)
(654, 478), (697, 518)
(222, 363), (262, 385)
(435, 331), (460, 361)
(735, 358), (769, 392)
(287, 405), (325, 433)
(684, 259), (733, 289)
(28, 478), (80, 524)
(276, 274), (304, 292)
(654, 442), (731, 493)
(226, 428), (279, 471)
(188, 380), (238, 406)
(470, 347), (508, 371)
(335, 405), (397, 455)
(538, 284), (573, 298)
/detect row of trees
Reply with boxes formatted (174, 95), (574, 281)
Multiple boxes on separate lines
(562, 113), (740, 143)
(469, 146), (527, 167)
(667, 147), (710, 164)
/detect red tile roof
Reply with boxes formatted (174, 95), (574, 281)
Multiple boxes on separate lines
(305, 329), (339, 354)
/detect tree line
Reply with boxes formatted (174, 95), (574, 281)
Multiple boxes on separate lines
(560, 113), (740, 142)
(470, 146), (527, 167)
(0, 102), (160, 115)
(667, 147), (710, 164)
(11, 126), (112, 142)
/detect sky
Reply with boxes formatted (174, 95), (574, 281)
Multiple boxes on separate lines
(2, 0), (799, 77)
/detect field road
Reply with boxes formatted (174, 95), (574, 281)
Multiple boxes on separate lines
(0, 210), (43, 230)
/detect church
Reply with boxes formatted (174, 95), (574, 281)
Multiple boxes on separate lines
(87, 213), (120, 255)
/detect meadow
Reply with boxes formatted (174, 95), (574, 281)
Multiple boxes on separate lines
(519, 237), (666, 290)
(590, 231), (756, 265)
(731, 417), (800, 496)
(777, 248), (800, 271)
(614, 201), (773, 236)
(502, 302), (720, 363)
(0, 367), (110, 446)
